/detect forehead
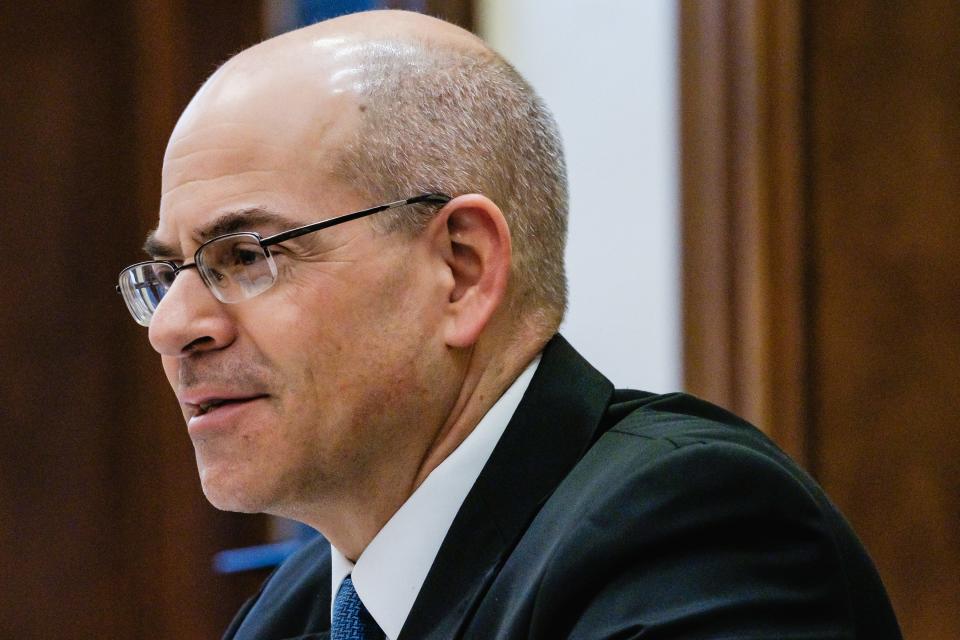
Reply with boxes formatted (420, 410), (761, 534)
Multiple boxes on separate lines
(152, 129), (317, 255)
(153, 66), (363, 252)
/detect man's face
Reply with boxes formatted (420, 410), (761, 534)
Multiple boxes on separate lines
(147, 73), (452, 518)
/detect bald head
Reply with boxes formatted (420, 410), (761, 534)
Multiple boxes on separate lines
(165, 9), (568, 332)
(170, 11), (482, 147)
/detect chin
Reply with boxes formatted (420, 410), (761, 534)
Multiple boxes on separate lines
(198, 464), (276, 514)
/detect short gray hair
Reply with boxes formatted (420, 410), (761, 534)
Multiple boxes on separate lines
(333, 38), (568, 330)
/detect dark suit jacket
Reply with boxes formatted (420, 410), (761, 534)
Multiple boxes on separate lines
(224, 335), (901, 639)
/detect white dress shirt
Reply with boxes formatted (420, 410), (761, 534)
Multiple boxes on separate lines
(329, 356), (541, 640)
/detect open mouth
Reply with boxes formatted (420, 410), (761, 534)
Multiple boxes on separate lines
(195, 396), (267, 416)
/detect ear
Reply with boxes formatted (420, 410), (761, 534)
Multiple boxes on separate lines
(428, 194), (512, 348)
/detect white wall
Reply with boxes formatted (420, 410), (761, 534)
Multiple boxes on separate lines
(478, 0), (681, 391)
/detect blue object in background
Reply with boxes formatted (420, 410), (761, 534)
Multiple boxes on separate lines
(214, 522), (320, 574)
(297, 0), (381, 25)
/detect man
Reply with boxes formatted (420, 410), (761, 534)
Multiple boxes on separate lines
(117, 9), (901, 640)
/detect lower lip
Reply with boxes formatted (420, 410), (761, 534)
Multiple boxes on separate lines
(187, 397), (267, 437)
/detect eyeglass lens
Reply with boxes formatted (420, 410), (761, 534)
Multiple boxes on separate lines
(197, 235), (277, 303)
(118, 194), (451, 326)
(119, 262), (177, 326)
(118, 234), (278, 327)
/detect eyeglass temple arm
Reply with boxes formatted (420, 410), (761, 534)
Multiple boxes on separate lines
(114, 194), (452, 294)
(260, 193), (451, 247)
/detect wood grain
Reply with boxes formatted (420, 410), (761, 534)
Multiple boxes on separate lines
(0, 2), (268, 637)
(680, 0), (810, 462)
(807, 1), (960, 636)
(682, 1), (960, 636)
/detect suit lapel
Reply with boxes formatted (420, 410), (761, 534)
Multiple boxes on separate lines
(397, 335), (614, 639)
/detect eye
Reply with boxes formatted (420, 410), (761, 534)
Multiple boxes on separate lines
(235, 247), (262, 266)
(157, 268), (177, 288)
(227, 242), (265, 266)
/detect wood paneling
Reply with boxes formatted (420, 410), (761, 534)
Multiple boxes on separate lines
(424, 0), (474, 30)
(385, 0), (474, 30)
(0, 2), (267, 637)
(807, 2), (960, 637)
(680, 0), (809, 462)
(682, 1), (960, 637)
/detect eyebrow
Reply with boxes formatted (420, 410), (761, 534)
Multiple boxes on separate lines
(142, 207), (304, 258)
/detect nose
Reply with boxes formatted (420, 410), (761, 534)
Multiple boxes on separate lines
(148, 268), (236, 357)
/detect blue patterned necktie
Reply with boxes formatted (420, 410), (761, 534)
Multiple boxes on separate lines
(333, 575), (379, 640)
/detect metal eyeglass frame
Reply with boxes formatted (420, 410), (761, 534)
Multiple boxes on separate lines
(116, 192), (452, 321)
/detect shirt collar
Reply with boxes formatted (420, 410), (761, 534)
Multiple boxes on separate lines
(329, 356), (541, 640)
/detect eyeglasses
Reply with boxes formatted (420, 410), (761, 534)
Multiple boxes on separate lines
(117, 193), (451, 327)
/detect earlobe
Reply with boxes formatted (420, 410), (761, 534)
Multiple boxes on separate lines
(436, 195), (512, 348)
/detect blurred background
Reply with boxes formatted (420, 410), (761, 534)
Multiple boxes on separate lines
(1, 0), (957, 637)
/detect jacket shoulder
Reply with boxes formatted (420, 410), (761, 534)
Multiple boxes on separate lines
(468, 390), (901, 639)
(222, 534), (332, 640)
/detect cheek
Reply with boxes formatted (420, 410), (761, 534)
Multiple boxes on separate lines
(247, 250), (443, 391)
(161, 356), (179, 389)
(272, 266), (398, 348)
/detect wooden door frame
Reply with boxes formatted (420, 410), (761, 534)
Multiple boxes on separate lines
(680, 0), (810, 465)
